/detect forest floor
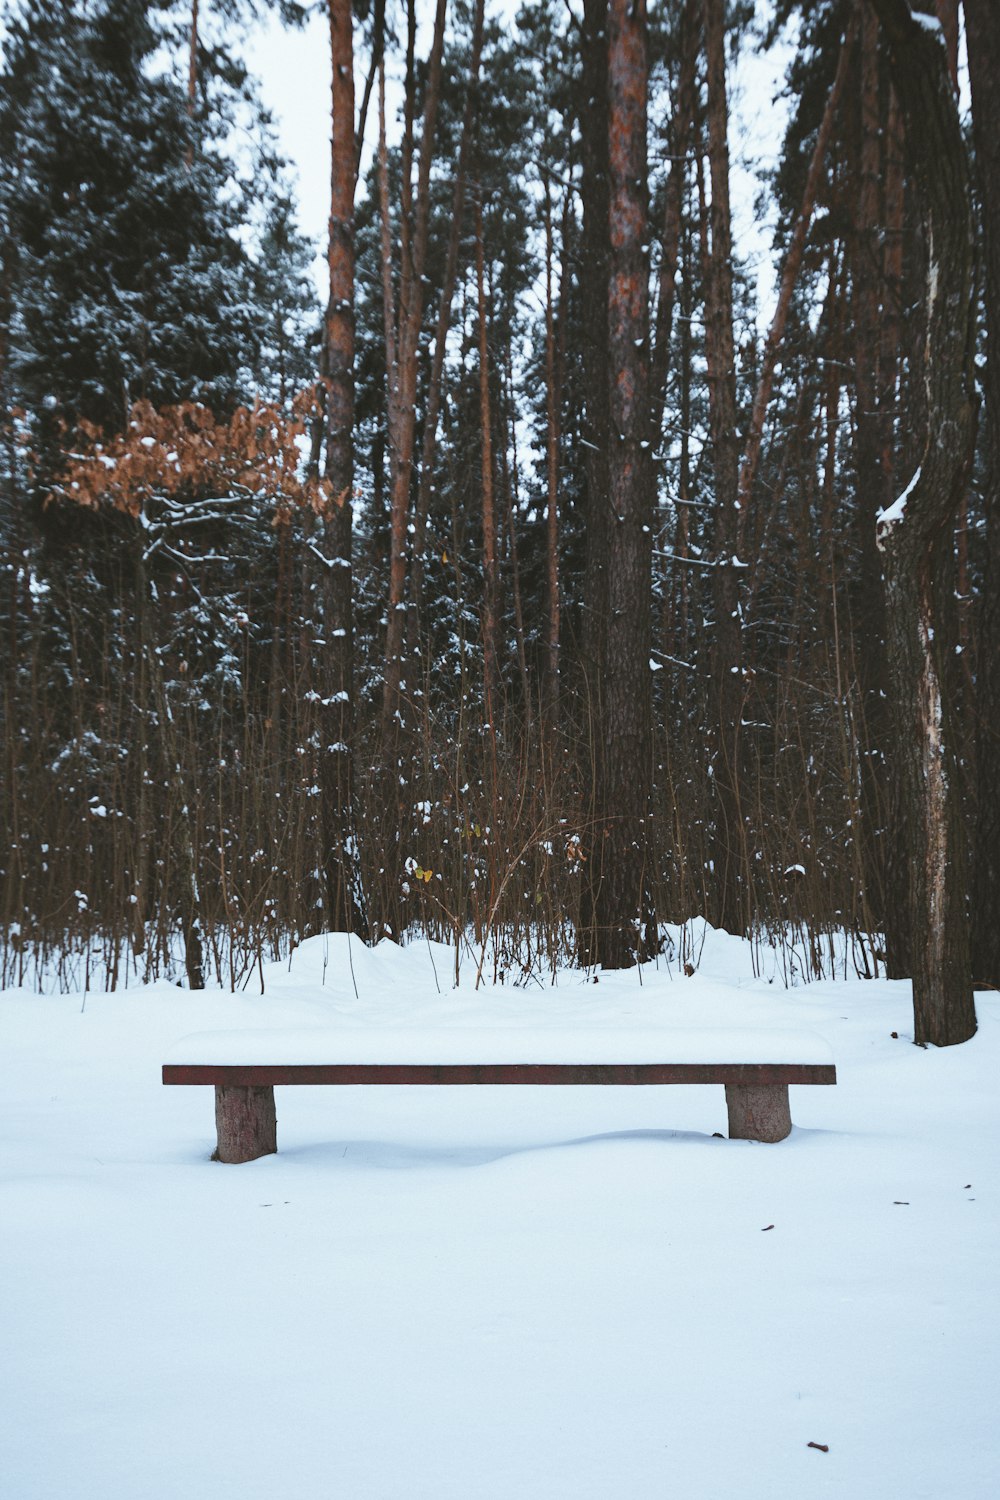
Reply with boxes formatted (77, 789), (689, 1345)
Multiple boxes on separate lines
(2, 927), (998, 1499)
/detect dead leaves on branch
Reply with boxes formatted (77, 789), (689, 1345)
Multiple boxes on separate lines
(49, 390), (348, 523)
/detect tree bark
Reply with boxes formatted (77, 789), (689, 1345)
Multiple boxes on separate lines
(737, 17), (855, 517)
(965, 0), (1000, 993)
(850, 2), (905, 973)
(579, 0), (612, 738)
(543, 176), (561, 727)
(354, 0), (385, 174)
(320, 0), (364, 934)
(870, 0), (977, 1046)
(580, 0), (654, 969)
(184, 0), (199, 168)
(381, 0), (449, 738)
(474, 193), (498, 726)
(703, 0), (744, 935)
(650, 0), (699, 440)
(409, 0), (485, 646)
(933, 0), (959, 88)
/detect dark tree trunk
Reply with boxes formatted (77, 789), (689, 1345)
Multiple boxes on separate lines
(703, 0), (744, 936)
(579, 0), (612, 736)
(580, 0), (654, 969)
(381, 0), (449, 738)
(738, 18), (855, 517)
(543, 177), (561, 729)
(965, 0), (1000, 992)
(851, 2), (904, 973)
(354, 0), (385, 172)
(870, 0), (977, 1046)
(409, 0), (485, 647)
(184, 0), (199, 167)
(135, 537), (204, 987)
(474, 193), (498, 726)
(934, 0), (959, 88)
(321, 0), (364, 934)
(650, 0), (698, 440)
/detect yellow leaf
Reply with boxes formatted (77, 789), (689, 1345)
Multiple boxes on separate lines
(423, 869), (433, 883)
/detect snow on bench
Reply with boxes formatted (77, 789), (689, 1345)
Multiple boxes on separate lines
(162, 1026), (836, 1162)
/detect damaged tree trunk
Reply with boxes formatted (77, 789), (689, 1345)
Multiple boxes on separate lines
(869, 0), (977, 1046)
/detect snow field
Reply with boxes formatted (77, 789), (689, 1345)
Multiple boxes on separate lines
(2, 931), (997, 1499)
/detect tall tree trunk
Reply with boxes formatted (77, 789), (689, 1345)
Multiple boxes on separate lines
(703, 0), (744, 935)
(474, 193), (498, 726)
(185, 0), (199, 168)
(870, 0), (977, 1046)
(737, 18), (855, 515)
(543, 176), (561, 727)
(409, 0), (485, 646)
(500, 359), (532, 722)
(580, 0), (654, 969)
(851, 1), (904, 972)
(579, 0), (612, 752)
(135, 533), (204, 988)
(320, 0), (363, 934)
(965, 0), (1000, 993)
(354, 0), (385, 173)
(0, 236), (14, 416)
(381, 0), (449, 738)
(650, 0), (699, 439)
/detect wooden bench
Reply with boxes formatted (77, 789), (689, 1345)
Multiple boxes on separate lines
(163, 1028), (836, 1163)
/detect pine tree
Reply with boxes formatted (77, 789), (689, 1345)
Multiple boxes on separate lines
(0, 0), (264, 465)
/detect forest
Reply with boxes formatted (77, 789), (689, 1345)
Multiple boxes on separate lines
(1, 0), (996, 1045)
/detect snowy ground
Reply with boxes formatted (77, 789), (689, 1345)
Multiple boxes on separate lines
(2, 929), (998, 1499)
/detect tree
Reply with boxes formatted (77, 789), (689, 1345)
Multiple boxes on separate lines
(703, 0), (745, 936)
(380, 0), (449, 739)
(965, 0), (1000, 994)
(869, 0), (977, 1046)
(317, 0), (364, 934)
(579, 0), (654, 969)
(0, 0), (264, 466)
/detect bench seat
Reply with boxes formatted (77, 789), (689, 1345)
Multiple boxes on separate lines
(163, 1026), (836, 1162)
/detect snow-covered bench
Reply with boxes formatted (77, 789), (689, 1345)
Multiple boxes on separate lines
(163, 1026), (836, 1163)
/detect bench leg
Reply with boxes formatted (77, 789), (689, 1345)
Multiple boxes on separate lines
(212, 1085), (277, 1163)
(725, 1083), (791, 1143)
